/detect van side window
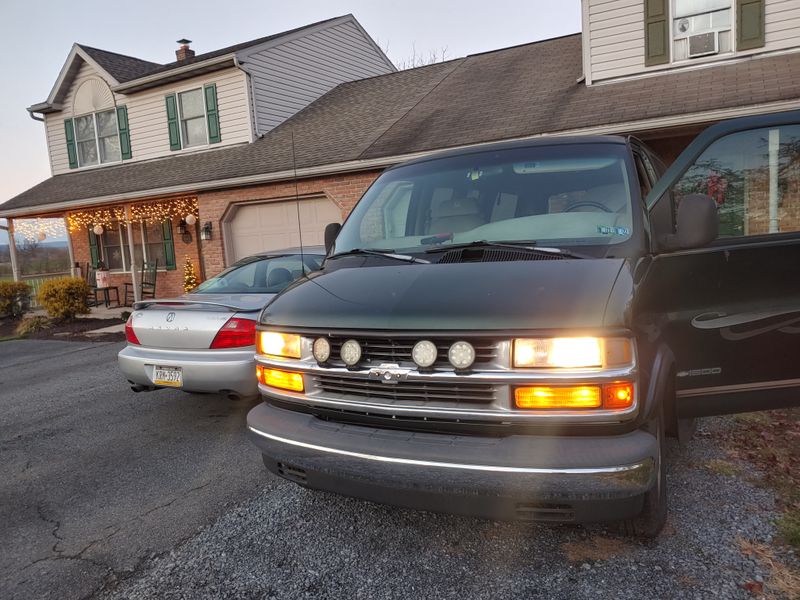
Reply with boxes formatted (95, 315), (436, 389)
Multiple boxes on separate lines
(674, 125), (800, 238)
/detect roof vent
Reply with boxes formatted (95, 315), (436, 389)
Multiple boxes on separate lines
(175, 39), (195, 62)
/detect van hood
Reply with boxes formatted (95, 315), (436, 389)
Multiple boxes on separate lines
(261, 259), (629, 332)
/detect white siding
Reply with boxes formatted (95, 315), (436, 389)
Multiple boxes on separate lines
(587, 0), (800, 82)
(241, 20), (394, 133)
(45, 63), (251, 175)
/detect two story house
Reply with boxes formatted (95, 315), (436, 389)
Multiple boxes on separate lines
(2, 2), (799, 300)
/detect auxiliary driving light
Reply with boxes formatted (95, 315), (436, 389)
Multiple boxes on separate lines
(412, 340), (438, 368)
(340, 339), (362, 366)
(313, 337), (331, 363)
(448, 341), (476, 370)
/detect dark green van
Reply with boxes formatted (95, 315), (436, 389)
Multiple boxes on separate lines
(247, 111), (800, 536)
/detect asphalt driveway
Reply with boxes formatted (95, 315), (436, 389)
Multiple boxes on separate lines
(0, 339), (268, 600)
(1, 339), (796, 599)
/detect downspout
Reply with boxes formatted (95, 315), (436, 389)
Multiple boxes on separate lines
(234, 56), (263, 139)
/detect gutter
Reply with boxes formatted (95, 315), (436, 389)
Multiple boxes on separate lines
(3, 97), (800, 219)
(111, 54), (237, 93)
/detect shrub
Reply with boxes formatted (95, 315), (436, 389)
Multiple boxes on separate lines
(37, 277), (90, 320)
(0, 281), (31, 318)
(15, 315), (52, 336)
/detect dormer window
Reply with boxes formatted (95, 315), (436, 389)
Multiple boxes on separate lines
(73, 109), (121, 166)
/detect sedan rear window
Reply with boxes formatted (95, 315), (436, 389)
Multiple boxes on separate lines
(192, 254), (322, 294)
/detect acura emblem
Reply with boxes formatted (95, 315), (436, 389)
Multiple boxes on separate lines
(166, 312), (176, 322)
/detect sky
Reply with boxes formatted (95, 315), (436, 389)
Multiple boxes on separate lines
(0, 0), (581, 244)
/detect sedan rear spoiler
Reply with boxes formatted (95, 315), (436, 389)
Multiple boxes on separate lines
(132, 300), (262, 312)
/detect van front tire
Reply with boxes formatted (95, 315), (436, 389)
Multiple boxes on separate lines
(620, 400), (667, 538)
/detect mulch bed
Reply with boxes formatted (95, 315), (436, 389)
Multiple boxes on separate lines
(0, 316), (126, 343)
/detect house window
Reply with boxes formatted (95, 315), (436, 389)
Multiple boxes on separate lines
(672, 0), (733, 60)
(178, 89), (207, 148)
(165, 85), (220, 151)
(73, 109), (121, 167)
(96, 220), (173, 271)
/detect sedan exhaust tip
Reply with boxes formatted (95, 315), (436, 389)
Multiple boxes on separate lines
(130, 384), (155, 393)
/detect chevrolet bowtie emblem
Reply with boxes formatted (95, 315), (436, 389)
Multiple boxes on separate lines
(368, 364), (410, 385)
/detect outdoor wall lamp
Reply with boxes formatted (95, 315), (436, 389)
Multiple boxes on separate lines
(200, 221), (213, 241)
(176, 219), (187, 235)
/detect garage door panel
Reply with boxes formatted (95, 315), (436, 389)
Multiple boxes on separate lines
(228, 197), (341, 261)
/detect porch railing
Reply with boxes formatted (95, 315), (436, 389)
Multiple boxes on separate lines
(21, 271), (73, 309)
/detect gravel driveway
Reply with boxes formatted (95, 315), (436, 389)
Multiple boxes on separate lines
(2, 340), (796, 599)
(100, 422), (797, 600)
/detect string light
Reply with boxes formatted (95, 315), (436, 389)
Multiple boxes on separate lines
(67, 197), (199, 232)
(13, 218), (67, 241)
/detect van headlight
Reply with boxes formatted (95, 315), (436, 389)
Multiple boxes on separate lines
(257, 331), (301, 359)
(513, 337), (632, 369)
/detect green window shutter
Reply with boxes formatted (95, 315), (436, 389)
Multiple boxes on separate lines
(204, 84), (221, 144)
(117, 105), (132, 160)
(162, 221), (176, 270)
(644, 0), (669, 67)
(165, 94), (182, 151)
(737, 0), (765, 50)
(88, 228), (100, 268)
(64, 119), (78, 169)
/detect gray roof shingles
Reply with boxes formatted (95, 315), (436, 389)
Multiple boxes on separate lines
(6, 34), (800, 214)
(77, 45), (162, 83)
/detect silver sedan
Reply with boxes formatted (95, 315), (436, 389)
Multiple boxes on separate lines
(118, 247), (324, 399)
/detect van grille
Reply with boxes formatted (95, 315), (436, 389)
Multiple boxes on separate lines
(313, 374), (497, 405)
(325, 337), (499, 368)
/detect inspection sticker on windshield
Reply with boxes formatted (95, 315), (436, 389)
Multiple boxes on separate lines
(154, 366), (183, 387)
(597, 226), (630, 236)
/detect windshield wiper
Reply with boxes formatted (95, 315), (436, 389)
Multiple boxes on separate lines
(328, 248), (429, 264)
(424, 240), (585, 258)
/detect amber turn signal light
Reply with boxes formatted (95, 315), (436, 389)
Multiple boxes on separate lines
(256, 365), (304, 392)
(514, 382), (634, 410)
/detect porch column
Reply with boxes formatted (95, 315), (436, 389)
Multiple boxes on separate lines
(124, 206), (140, 302)
(7, 219), (20, 281)
(64, 217), (77, 276)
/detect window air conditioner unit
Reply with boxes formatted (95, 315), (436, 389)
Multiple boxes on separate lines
(688, 32), (719, 58)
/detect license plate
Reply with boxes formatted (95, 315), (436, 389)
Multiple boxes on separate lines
(153, 366), (183, 387)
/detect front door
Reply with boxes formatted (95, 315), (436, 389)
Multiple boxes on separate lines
(640, 111), (800, 417)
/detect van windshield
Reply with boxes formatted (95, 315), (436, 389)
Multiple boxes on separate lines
(333, 143), (634, 255)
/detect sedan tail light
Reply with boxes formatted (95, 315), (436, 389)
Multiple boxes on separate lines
(125, 315), (141, 345)
(210, 317), (257, 349)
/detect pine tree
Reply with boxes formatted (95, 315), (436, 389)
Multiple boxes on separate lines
(183, 256), (199, 292)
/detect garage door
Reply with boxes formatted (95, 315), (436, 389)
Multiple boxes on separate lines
(226, 197), (342, 261)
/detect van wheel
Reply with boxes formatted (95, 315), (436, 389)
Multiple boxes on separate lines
(620, 400), (667, 538)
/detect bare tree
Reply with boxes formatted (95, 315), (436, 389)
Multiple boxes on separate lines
(379, 40), (450, 71)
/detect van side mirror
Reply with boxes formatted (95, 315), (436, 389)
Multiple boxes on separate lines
(660, 194), (718, 252)
(324, 222), (341, 255)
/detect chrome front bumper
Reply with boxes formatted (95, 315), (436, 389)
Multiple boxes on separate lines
(118, 344), (258, 396)
(247, 402), (658, 522)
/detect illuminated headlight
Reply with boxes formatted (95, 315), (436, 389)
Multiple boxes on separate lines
(257, 331), (301, 358)
(448, 341), (475, 370)
(340, 339), (362, 366)
(513, 337), (632, 369)
(313, 337), (331, 363)
(412, 340), (438, 368)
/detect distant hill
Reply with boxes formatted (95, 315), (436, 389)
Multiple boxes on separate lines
(0, 240), (68, 251)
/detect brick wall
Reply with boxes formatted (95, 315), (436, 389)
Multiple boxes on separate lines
(197, 170), (382, 275)
(68, 215), (203, 302)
